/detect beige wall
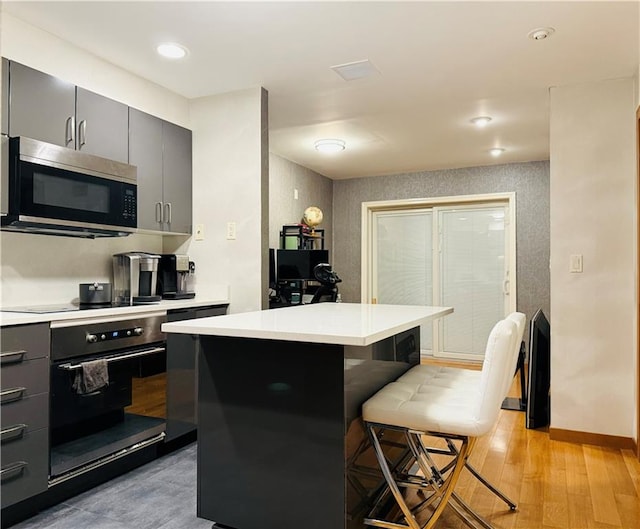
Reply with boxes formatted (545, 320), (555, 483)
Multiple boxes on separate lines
(269, 153), (333, 252)
(167, 88), (267, 313)
(550, 78), (636, 438)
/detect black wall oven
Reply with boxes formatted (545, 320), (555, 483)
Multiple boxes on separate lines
(1, 137), (137, 238)
(49, 313), (166, 482)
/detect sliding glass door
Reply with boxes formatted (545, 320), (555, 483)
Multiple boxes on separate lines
(369, 199), (512, 360)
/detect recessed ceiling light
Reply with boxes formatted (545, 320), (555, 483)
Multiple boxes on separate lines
(314, 139), (346, 153)
(471, 116), (492, 128)
(157, 42), (188, 59)
(489, 148), (505, 157)
(314, 139), (345, 152)
(528, 27), (555, 41)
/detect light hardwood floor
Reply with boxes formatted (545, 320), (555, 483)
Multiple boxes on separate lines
(422, 360), (640, 529)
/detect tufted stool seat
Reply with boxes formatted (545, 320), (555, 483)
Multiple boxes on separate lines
(362, 317), (517, 529)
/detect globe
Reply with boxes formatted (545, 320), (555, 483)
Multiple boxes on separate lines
(303, 206), (323, 232)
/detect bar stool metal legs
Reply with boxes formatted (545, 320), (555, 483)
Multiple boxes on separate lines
(364, 422), (472, 529)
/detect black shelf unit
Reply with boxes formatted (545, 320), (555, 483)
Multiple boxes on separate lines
(280, 224), (324, 250)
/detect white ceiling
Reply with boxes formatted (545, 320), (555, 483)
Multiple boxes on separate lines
(3, 1), (638, 180)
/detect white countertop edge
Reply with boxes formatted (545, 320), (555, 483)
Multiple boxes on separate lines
(161, 304), (453, 346)
(0, 297), (230, 327)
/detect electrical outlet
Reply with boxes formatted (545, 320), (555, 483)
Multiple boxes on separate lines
(226, 221), (236, 240)
(194, 224), (205, 241)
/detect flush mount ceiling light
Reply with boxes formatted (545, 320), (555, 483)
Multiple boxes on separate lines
(314, 139), (346, 153)
(528, 27), (555, 41)
(470, 116), (492, 128)
(156, 42), (189, 59)
(489, 148), (506, 157)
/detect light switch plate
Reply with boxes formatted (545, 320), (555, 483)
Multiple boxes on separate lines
(226, 222), (236, 240)
(570, 254), (583, 273)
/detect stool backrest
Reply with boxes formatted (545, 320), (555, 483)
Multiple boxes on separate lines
(473, 318), (517, 434)
(503, 312), (527, 398)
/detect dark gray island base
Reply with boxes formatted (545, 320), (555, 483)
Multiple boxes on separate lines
(161, 303), (453, 529)
(196, 332), (418, 529)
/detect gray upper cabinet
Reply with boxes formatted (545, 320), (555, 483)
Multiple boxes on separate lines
(1, 58), (8, 135)
(75, 87), (128, 163)
(129, 108), (192, 234)
(129, 109), (163, 230)
(8, 61), (75, 147)
(7, 61), (128, 162)
(162, 121), (192, 235)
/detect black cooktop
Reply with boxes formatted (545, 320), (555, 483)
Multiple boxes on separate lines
(2, 304), (116, 314)
(1, 303), (144, 314)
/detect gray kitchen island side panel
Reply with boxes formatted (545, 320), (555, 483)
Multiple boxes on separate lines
(197, 336), (345, 529)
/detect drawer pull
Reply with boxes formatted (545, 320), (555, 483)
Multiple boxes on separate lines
(1, 424), (26, 443)
(0, 387), (26, 404)
(0, 461), (27, 482)
(0, 350), (26, 365)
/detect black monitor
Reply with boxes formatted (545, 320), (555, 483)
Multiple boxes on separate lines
(526, 309), (550, 429)
(276, 249), (329, 281)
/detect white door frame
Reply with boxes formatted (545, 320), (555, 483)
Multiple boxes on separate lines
(361, 192), (517, 358)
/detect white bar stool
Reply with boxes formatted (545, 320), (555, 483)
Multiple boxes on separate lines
(393, 312), (526, 511)
(362, 318), (517, 529)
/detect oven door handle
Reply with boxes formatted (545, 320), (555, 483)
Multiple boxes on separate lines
(57, 346), (166, 371)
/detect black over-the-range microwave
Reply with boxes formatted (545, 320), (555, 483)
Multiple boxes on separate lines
(0, 136), (137, 238)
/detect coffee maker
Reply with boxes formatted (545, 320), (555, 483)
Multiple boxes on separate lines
(157, 254), (196, 299)
(112, 252), (162, 305)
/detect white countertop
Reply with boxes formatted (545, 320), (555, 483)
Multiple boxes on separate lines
(161, 303), (453, 346)
(0, 297), (230, 326)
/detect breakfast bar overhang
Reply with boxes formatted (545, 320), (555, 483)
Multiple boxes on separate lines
(162, 303), (453, 529)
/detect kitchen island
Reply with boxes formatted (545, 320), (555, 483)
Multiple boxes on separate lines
(162, 302), (452, 529)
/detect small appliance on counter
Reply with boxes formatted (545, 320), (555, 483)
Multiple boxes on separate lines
(157, 254), (196, 299)
(79, 282), (112, 306)
(112, 252), (162, 305)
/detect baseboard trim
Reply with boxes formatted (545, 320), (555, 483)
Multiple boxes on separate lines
(549, 427), (637, 451)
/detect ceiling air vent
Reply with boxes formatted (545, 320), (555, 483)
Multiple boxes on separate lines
(331, 59), (380, 81)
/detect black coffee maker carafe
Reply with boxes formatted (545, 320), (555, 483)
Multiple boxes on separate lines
(157, 254), (196, 299)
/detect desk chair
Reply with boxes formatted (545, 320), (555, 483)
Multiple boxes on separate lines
(362, 318), (516, 529)
(395, 312), (526, 512)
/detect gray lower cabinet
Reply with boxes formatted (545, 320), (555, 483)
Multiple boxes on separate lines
(7, 60), (128, 162)
(0, 323), (50, 509)
(129, 108), (192, 234)
(165, 305), (228, 442)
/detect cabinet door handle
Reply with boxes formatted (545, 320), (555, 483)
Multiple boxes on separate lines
(0, 350), (26, 365)
(0, 387), (26, 404)
(0, 461), (27, 482)
(65, 116), (75, 146)
(1, 424), (27, 444)
(156, 202), (163, 223)
(78, 119), (87, 148)
(164, 202), (172, 225)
